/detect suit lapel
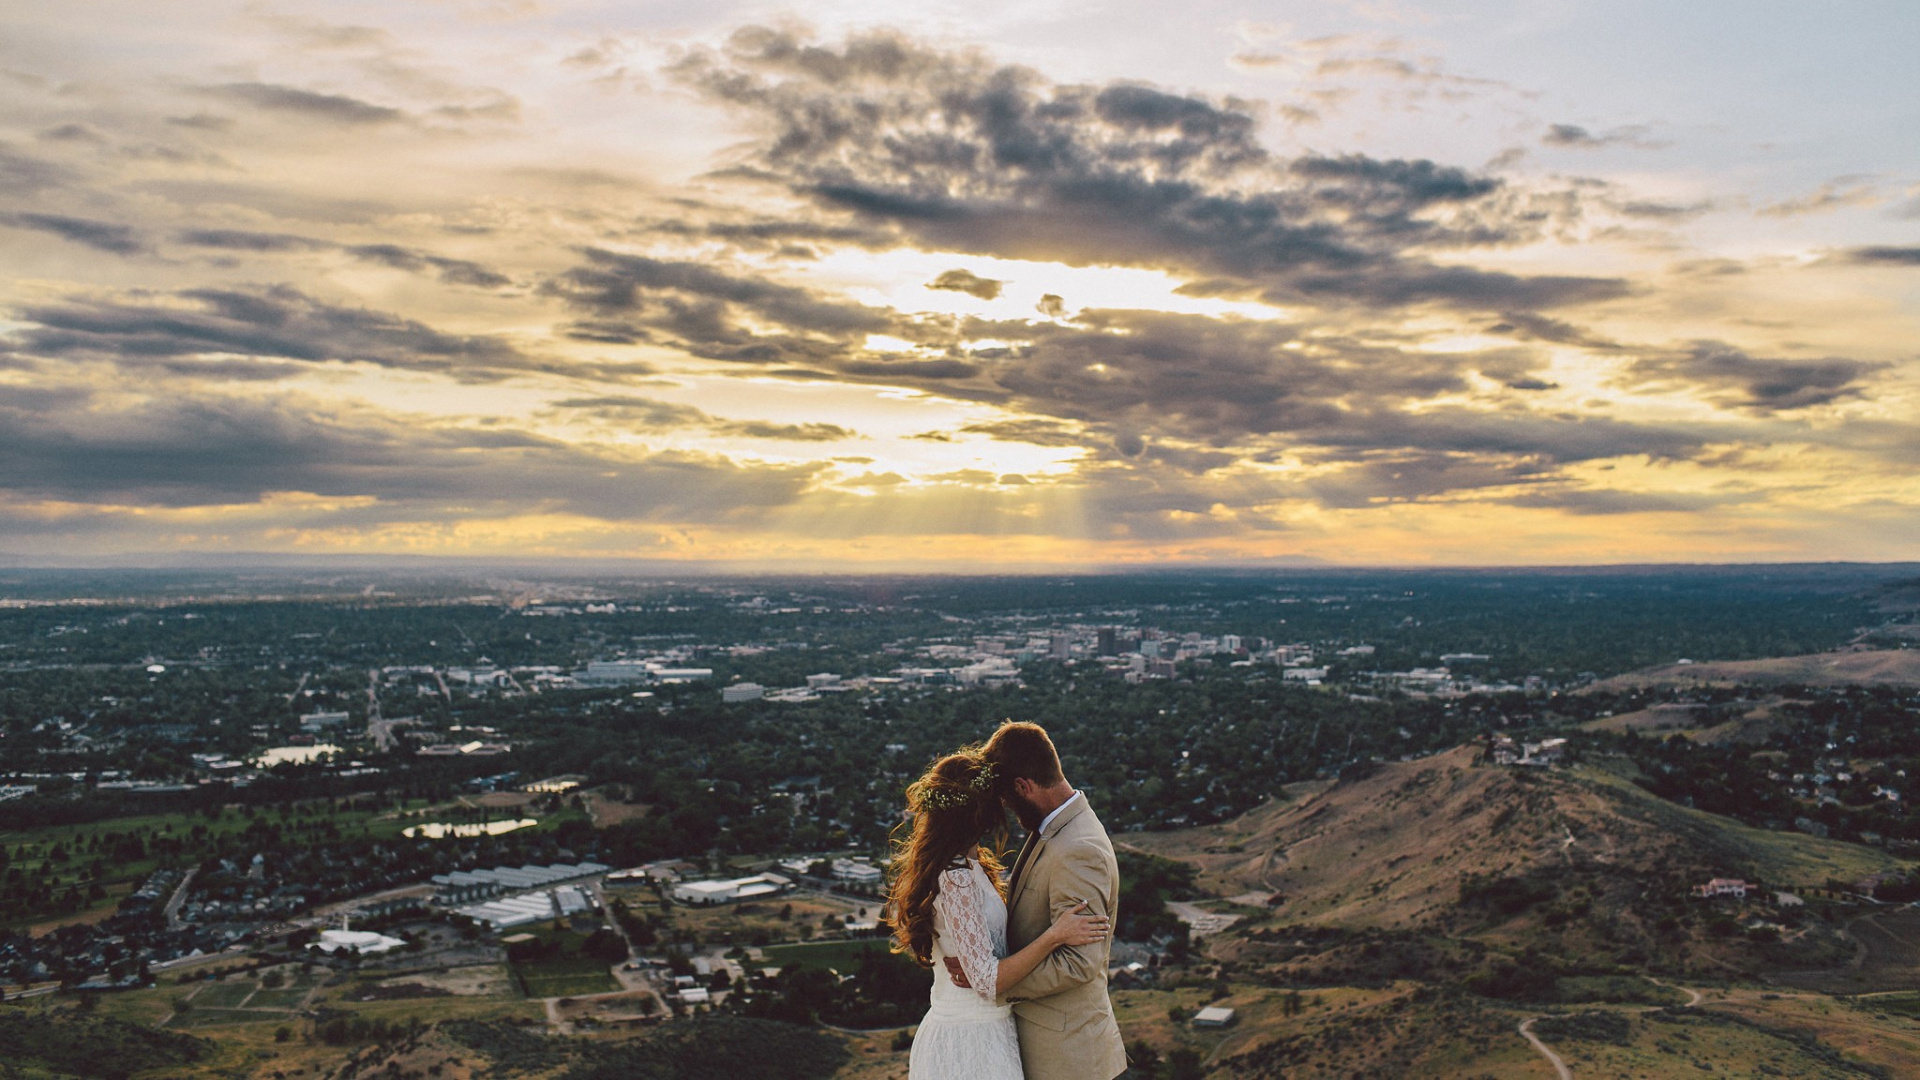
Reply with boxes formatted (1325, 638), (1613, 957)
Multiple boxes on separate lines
(1006, 829), (1039, 903)
(1010, 794), (1090, 910)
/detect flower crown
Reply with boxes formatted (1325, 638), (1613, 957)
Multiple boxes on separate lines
(913, 759), (997, 813)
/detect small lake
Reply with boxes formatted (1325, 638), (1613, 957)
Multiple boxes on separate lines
(403, 818), (538, 839)
(256, 745), (342, 766)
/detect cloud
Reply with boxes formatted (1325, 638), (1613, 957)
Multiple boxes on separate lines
(344, 244), (512, 288)
(1542, 123), (1664, 150)
(0, 143), (74, 194)
(1625, 342), (1888, 412)
(1758, 178), (1880, 218)
(3, 285), (629, 383)
(674, 28), (1624, 314)
(550, 395), (709, 428)
(205, 82), (405, 125)
(549, 395), (854, 442)
(175, 228), (326, 252)
(927, 268), (1004, 299)
(1841, 246), (1920, 267)
(545, 248), (892, 364)
(0, 212), (146, 254)
(0, 386), (819, 521)
(1485, 311), (1620, 349)
(1503, 488), (1748, 515)
(170, 231), (512, 287)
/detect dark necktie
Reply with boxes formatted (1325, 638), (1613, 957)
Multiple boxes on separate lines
(1006, 829), (1039, 900)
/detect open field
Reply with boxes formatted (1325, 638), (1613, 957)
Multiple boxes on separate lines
(514, 955), (620, 998)
(646, 889), (875, 949)
(760, 938), (897, 974)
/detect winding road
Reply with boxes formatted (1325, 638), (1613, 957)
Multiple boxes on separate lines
(1521, 979), (1703, 1077)
(1517, 1017), (1573, 1080)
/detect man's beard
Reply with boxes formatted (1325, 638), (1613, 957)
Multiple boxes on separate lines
(1008, 791), (1044, 833)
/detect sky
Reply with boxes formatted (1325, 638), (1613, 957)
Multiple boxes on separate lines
(1, 0), (1917, 569)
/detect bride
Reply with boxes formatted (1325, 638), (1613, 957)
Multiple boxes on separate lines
(885, 751), (1109, 1080)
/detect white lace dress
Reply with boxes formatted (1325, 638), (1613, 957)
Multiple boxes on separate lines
(909, 858), (1023, 1080)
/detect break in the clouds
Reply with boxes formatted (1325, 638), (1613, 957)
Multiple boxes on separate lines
(0, 2), (1917, 566)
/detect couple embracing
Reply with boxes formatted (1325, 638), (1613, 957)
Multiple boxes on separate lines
(886, 721), (1129, 1080)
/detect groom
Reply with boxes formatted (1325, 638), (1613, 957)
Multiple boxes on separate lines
(950, 720), (1127, 1080)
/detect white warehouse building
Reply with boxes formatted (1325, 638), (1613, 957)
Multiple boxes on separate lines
(671, 873), (793, 906)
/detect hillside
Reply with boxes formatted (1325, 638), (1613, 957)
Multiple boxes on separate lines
(1131, 745), (1905, 982)
(1110, 746), (1920, 1077)
(1589, 648), (1920, 690)
(1139, 746), (1897, 923)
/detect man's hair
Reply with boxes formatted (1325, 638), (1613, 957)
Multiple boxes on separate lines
(981, 720), (1064, 787)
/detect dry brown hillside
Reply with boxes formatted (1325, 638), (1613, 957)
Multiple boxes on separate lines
(1133, 746), (1898, 943)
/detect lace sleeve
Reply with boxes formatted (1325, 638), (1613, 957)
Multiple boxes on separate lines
(935, 866), (999, 1003)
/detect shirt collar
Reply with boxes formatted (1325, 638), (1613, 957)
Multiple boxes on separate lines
(1038, 789), (1082, 836)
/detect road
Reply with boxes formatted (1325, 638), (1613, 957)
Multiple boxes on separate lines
(1517, 1017), (1573, 1080)
(163, 867), (198, 930)
(1521, 979), (1704, 1077)
(1165, 900), (1243, 938)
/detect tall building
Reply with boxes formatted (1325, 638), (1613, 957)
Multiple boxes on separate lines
(1097, 627), (1118, 656)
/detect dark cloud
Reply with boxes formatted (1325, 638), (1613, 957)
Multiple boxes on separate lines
(546, 248), (891, 365)
(1625, 342), (1888, 412)
(1541, 123), (1663, 150)
(1308, 453), (1554, 507)
(4, 285), (634, 384)
(345, 244), (512, 288)
(37, 123), (106, 144)
(1614, 199), (1713, 220)
(716, 420), (853, 441)
(839, 358), (980, 380)
(0, 143), (74, 194)
(0, 212), (146, 254)
(927, 268), (1004, 299)
(960, 418), (1083, 446)
(0, 387), (818, 521)
(550, 395), (709, 428)
(169, 231), (512, 287)
(1842, 246), (1920, 267)
(550, 395), (854, 442)
(675, 28), (1623, 313)
(175, 228), (326, 252)
(206, 82), (405, 125)
(1036, 293), (1066, 317)
(1485, 311), (1620, 350)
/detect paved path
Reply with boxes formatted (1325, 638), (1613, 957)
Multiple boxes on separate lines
(1517, 1017), (1573, 1080)
(163, 867), (198, 930)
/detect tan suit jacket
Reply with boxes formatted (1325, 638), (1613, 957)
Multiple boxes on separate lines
(1000, 795), (1127, 1080)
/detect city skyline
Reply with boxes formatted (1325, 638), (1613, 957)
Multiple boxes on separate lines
(3, 0), (1918, 568)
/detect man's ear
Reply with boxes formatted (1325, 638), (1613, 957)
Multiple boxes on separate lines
(1010, 776), (1034, 799)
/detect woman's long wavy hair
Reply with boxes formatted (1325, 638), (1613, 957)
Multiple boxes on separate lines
(885, 751), (1009, 966)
